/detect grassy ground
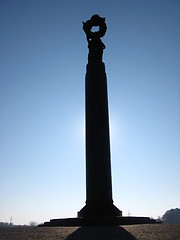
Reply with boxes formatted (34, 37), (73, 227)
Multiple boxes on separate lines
(0, 224), (180, 240)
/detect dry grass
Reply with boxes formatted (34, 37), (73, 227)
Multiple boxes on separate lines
(0, 224), (180, 240)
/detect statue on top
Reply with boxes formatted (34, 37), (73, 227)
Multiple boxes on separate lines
(83, 15), (107, 63)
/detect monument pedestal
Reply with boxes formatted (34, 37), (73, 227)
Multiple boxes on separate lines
(39, 216), (158, 227)
(78, 202), (122, 218)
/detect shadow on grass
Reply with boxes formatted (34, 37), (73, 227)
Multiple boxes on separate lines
(66, 226), (137, 240)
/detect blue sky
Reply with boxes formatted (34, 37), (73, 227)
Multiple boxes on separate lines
(0, 0), (180, 225)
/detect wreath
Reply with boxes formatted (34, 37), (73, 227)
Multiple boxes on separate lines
(83, 14), (107, 39)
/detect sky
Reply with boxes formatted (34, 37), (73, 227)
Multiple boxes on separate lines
(0, 0), (180, 225)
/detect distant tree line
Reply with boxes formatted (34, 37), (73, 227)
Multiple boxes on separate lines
(29, 221), (38, 226)
(161, 208), (180, 224)
(0, 221), (38, 227)
(0, 222), (14, 227)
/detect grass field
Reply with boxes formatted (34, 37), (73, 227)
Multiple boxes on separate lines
(0, 224), (180, 240)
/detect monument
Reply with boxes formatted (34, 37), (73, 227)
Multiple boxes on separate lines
(77, 14), (122, 218)
(39, 15), (157, 226)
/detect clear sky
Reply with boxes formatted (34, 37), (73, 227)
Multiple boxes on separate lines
(1, 0), (180, 225)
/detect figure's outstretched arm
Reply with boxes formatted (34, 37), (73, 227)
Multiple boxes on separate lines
(82, 21), (90, 44)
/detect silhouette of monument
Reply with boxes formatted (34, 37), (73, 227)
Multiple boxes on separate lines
(78, 14), (122, 218)
(39, 15), (158, 226)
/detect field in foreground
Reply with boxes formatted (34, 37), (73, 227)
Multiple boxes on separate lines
(0, 224), (180, 240)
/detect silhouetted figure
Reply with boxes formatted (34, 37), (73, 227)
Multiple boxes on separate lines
(88, 37), (105, 63)
(83, 15), (106, 63)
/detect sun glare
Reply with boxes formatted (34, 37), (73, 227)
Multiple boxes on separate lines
(109, 116), (122, 145)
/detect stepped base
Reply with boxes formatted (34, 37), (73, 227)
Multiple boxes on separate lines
(39, 216), (159, 227)
(78, 203), (122, 218)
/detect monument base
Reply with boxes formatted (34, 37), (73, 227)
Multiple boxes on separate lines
(78, 203), (122, 218)
(39, 216), (159, 227)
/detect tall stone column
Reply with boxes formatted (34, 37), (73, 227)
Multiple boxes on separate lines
(78, 15), (122, 218)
